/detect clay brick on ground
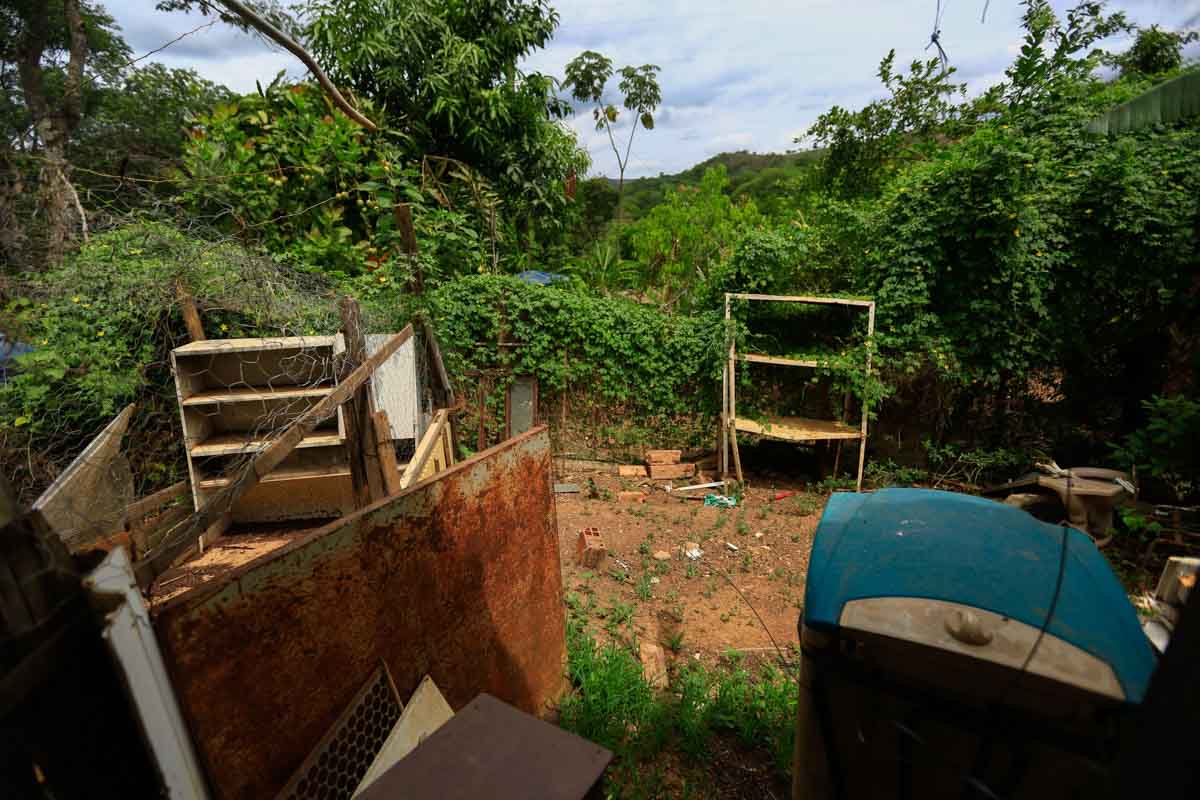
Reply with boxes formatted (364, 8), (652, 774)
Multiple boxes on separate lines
(617, 465), (648, 478)
(618, 490), (647, 503)
(646, 449), (682, 465)
(576, 527), (606, 568)
(648, 463), (695, 480)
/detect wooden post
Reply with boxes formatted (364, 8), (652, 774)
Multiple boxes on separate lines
(339, 296), (384, 504)
(394, 204), (422, 294)
(856, 303), (876, 492)
(477, 379), (488, 452)
(176, 280), (205, 342)
(372, 411), (403, 495)
(723, 294), (733, 481)
(133, 327), (412, 587)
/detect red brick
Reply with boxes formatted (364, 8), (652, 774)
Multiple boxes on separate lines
(646, 449), (682, 465)
(648, 463), (695, 480)
(618, 490), (647, 503)
(576, 527), (606, 568)
(618, 465), (648, 478)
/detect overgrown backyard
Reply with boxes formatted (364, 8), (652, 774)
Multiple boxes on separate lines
(3, 1), (1199, 797)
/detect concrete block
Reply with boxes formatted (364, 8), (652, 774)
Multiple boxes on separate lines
(649, 463), (695, 480)
(646, 450), (682, 465)
(576, 527), (606, 568)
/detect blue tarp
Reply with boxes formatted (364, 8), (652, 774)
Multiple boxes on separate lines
(804, 488), (1156, 702)
(516, 270), (569, 286)
(0, 334), (33, 384)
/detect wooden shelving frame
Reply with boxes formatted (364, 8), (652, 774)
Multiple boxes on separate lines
(721, 292), (876, 492)
(171, 335), (356, 524)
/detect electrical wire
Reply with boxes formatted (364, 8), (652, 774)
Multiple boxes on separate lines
(927, 0), (951, 68)
(700, 553), (792, 667)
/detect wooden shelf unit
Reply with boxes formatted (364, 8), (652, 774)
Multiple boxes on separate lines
(722, 293), (876, 492)
(172, 336), (356, 523)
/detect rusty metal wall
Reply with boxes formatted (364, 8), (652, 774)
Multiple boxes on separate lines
(153, 427), (565, 800)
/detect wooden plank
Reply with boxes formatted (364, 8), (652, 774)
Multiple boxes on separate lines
(181, 385), (333, 406)
(134, 327), (413, 587)
(366, 333), (420, 440)
(172, 336), (339, 356)
(197, 464), (352, 490)
(729, 419), (744, 485)
(734, 416), (863, 442)
(33, 404), (135, 551)
(125, 480), (188, 523)
(740, 353), (821, 368)
(646, 450), (681, 465)
(190, 430), (344, 457)
(373, 411), (403, 495)
(725, 292), (874, 307)
(401, 409), (449, 490)
(424, 323), (454, 409)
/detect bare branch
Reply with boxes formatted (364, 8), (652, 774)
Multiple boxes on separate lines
(213, 0), (379, 132)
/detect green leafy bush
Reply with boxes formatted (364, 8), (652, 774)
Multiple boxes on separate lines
(180, 79), (431, 278)
(0, 222), (336, 498)
(1112, 395), (1200, 502)
(423, 275), (727, 418)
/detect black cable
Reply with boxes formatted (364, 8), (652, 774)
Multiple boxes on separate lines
(1017, 476), (1072, 676)
(927, 0), (951, 68)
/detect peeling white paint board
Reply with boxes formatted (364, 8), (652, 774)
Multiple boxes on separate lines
(366, 333), (420, 441)
(84, 547), (210, 799)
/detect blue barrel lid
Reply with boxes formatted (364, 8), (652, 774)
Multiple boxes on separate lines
(804, 488), (1156, 702)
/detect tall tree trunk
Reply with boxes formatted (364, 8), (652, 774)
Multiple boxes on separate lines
(37, 130), (74, 266)
(16, 0), (88, 267)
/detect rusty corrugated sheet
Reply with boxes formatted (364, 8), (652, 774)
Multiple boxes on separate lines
(153, 427), (565, 800)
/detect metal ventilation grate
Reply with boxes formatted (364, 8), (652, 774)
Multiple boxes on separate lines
(277, 663), (403, 800)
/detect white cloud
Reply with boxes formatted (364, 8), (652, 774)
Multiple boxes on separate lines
(103, 0), (1200, 175)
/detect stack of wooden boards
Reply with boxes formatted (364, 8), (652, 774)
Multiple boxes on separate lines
(618, 450), (695, 480)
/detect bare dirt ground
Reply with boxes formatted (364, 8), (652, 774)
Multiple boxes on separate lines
(554, 467), (829, 666)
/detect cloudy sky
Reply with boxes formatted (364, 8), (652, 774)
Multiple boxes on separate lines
(107, 0), (1200, 177)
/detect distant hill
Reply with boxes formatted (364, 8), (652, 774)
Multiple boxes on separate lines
(602, 149), (825, 220)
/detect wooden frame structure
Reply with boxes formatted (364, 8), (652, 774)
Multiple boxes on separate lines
(721, 293), (876, 492)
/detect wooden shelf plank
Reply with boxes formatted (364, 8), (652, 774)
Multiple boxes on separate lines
(197, 463), (352, 490)
(725, 292), (874, 308)
(174, 335), (341, 356)
(182, 385), (334, 406)
(191, 430), (344, 457)
(733, 416), (862, 442)
(741, 353), (822, 368)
